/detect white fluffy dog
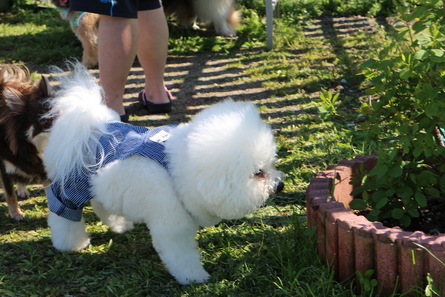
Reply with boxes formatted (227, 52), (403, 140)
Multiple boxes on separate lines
(42, 63), (284, 284)
(162, 0), (240, 36)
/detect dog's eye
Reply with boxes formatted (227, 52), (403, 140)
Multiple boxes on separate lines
(254, 169), (265, 178)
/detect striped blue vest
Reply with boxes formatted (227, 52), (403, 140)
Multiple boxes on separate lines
(48, 122), (176, 221)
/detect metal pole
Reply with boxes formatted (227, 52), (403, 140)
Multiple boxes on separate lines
(266, 0), (273, 49)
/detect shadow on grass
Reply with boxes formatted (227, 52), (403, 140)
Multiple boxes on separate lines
(0, 204), (314, 296)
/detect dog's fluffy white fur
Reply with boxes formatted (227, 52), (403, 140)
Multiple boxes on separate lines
(163, 0), (240, 36)
(43, 63), (283, 284)
(193, 0), (240, 36)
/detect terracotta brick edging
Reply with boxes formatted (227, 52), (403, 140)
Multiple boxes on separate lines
(305, 155), (445, 296)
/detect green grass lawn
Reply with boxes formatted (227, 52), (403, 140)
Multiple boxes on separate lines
(0, 0), (417, 296)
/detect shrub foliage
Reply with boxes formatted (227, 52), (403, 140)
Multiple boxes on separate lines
(351, 0), (445, 227)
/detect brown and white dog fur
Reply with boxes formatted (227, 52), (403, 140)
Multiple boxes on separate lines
(52, 0), (100, 68)
(0, 66), (53, 220)
(163, 0), (240, 36)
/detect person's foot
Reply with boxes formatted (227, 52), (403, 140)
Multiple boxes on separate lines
(120, 114), (129, 122)
(139, 88), (173, 114)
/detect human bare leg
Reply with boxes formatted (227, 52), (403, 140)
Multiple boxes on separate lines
(98, 15), (138, 116)
(137, 8), (170, 105)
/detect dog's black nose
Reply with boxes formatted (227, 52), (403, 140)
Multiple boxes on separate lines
(276, 181), (284, 193)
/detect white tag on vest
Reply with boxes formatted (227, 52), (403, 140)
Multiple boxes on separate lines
(149, 130), (171, 143)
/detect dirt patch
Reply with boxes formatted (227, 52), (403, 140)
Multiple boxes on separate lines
(121, 50), (273, 125)
(76, 15), (388, 127)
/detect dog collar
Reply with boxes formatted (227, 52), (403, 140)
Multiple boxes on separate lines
(71, 11), (87, 28)
(59, 8), (69, 20)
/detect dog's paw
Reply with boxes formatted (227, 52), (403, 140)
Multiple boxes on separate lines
(191, 22), (200, 30)
(16, 183), (30, 199)
(52, 235), (90, 252)
(81, 58), (98, 69)
(48, 212), (90, 252)
(176, 268), (210, 285)
(217, 29), (236, 37)
(9, 208), (24, 221)
(214, 22), (236, 37)
(107, 215), (134, 233)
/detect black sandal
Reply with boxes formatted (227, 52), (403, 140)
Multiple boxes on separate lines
(139, 88), (173, 114)
(120, 114), (129, 122)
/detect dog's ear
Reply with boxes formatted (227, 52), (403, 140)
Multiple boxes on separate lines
(3, 88), (23, 154)
(3, 87), (24, 113)
(32, 132), (50, 154)
(37, 75), (51, 97)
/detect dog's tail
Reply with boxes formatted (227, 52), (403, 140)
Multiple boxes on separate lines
(43, 62), (119, 184)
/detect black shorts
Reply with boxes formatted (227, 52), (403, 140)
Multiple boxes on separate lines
(70, 0), (162, 18)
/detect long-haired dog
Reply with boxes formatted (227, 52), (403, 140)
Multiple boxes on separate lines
(163, 0), (240, 36)
(0, 66), (52, 220)
(42, 63), (283, 284)
(52, 0), (100, 68)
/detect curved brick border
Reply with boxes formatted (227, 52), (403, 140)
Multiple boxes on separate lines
(305, 155), (445, 296)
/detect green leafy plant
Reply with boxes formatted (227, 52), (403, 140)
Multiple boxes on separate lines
(318, 91), (340, 120)
(425, 273), (440, 297)
(356, 269), (378, 296)
(350, 0), (445, 227)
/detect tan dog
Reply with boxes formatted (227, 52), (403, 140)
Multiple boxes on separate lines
(52, 0), (100, 68)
